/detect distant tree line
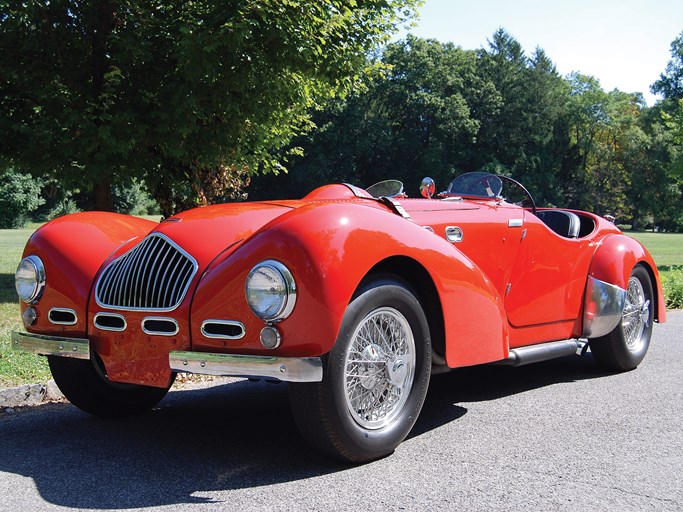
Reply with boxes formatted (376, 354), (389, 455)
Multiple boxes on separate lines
(0, 2), (681, 231)
(250, 30), (683, 231)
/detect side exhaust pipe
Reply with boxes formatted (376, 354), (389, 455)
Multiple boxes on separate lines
(498, 339), (588, 367)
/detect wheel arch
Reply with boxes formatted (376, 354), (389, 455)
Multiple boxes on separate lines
(588, 234), (666, 323)
(363, 256), (446, 358)
(358, 253), (509, 368)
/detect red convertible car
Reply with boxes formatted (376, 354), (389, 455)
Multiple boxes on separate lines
(13, 172), (665, 462)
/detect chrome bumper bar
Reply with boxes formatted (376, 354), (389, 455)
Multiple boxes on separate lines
(11, 331), (322, 383)
(169, 351), (323, 383)
(11, 331), (90, 359)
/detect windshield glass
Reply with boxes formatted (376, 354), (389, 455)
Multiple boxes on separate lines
(447, 172), (503, 198)
(366, 180), (404, 198)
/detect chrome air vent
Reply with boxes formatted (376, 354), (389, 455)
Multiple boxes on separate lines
(95, 233), (198, 311)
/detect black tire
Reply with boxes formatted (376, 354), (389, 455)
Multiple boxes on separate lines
(590, 265), (654, 372)
(289, 277), (431, 463)
(48, 353), (174, 417)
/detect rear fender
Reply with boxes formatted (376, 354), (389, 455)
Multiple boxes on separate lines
(587, 234), (666, 324)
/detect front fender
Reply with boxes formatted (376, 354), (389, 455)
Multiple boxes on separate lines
(190, 202), (509, 365)
(20, 212), (156, 337)
(586, 234), (666, 326)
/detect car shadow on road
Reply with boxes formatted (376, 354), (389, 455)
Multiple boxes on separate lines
(0, 353), (607, 509)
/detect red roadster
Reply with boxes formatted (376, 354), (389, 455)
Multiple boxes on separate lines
(13, 172), (665, 462)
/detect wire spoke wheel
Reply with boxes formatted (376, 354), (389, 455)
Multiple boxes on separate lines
(622, 276), (650, 353)
(589, 265), (654, 372)
(344, 307), (416, 429)
(289, 277), (431, 462)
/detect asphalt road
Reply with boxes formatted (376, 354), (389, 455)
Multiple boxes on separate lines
(1, 311), (681, 512)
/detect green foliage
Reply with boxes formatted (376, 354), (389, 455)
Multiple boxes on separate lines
(46, 197), (81, 221)
(661, 266), (683, 309)
(112, 179), (157, 216)
(0, 168), (45, 228)
(652, 31), (683, 101)
(251, 29), (683, 235)
(0, 0), (420, 212)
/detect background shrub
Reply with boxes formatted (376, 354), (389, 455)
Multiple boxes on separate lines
(662, 266), (683, 309)
(0, 168), (44, 228)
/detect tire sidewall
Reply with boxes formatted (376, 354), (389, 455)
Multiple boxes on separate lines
(324, 279), (431, 459)
(618, 265), (654, 365)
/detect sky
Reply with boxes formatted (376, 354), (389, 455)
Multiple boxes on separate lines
(399, 0), (683, 105)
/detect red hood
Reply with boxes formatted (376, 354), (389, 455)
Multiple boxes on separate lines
(150, 201), (303, 268)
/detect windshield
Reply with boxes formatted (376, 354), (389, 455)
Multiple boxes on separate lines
(447, 172), (503, 199)
(366, 180), (404, 198)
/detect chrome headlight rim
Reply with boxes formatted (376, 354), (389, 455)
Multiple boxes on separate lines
(16, 255), (46, 304)
(245, 260), (297, 323)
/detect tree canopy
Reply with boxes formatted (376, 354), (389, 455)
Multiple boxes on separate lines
(250, 30), (683, 231)
(0, 0), (420, 214)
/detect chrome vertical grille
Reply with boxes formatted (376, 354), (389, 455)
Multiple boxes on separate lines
(95, 233), (198, 311)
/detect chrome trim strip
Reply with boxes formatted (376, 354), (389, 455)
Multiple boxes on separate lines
(94, 312), (127, 332)
(11, 331), (90, 359)
(508, 218), (524, 227)
(48, 308), (78, 326)
(142, 316), (179, 336)
(169, 351), (323, 383)
(201, 320), (246, 340)
(445, 226), (464, 243)
(582, 276), (627, 338)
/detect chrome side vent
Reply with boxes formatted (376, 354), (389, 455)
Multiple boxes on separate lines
(201, 320), (246, 340)
(49, 308), (77, 326)
(94, 313), (127, 332)
(95, 233), (198, 311)
(142, 317), (179, 336)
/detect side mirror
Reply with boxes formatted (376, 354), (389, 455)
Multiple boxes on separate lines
(420, 177), (435, 199)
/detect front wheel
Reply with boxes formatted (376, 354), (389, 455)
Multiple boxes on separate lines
(49, 354), (174, 417)
(590, 265), (654, 371)
(289, 277), (432, 462)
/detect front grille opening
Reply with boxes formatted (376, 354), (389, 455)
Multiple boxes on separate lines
(201, 321), (245, 340)
(142, 317), (179, 336)
(49, 308), (77, 325)
(95, 233), (197, 311)
(94, 313), (126, 332)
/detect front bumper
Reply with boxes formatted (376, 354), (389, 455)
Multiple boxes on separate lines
(11, 331), (323, 383)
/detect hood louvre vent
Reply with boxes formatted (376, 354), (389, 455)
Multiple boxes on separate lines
(95, 233), (197, 311)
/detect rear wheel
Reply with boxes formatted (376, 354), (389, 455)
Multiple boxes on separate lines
(49, 354), (174, 417)
(590, 265), (654, 371)
(289, 277), (431, 462)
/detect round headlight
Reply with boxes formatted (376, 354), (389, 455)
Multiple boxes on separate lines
(245, 260), (296, 322)
(15, 255), (46, 304)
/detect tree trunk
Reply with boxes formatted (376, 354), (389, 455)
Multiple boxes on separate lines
(93, 176), (113, 211)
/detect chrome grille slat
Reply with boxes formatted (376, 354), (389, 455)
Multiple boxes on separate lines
(164, 251), (182, 302)
(95, 233), (198, 311)
(148, 237), (168, 306)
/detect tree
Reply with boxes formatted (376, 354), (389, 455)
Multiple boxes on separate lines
(0, 0), (419, 215)
(0, 168), (44, 228)
(652, 31), (683, 101)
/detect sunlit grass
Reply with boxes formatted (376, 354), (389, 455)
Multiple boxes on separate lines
(0, 225), (51, 388)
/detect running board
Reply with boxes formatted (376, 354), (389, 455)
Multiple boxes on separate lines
(497, 339), (588, 367)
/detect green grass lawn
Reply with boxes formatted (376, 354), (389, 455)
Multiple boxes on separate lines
(1, 224), (682, 389)
(628, 232), (683, 268)
(0, 225), (52, 388)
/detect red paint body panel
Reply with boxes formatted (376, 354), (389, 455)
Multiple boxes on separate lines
(588, 234), (666, 323)
(19, 183), (666, 387)
(20, 213), (156, 337)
